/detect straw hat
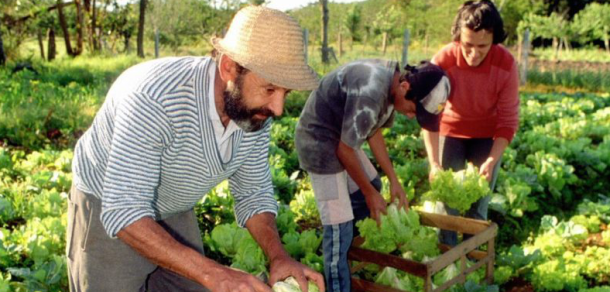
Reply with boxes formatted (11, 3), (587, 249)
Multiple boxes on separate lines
(211, 6), (319, 91)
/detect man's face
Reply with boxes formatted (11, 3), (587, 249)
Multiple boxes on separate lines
(224, 70), (290, 132)
(459, 27), (493, 67)
(391, 73), (416, 119)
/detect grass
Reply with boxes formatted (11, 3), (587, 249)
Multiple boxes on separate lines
(532, 47), (610, 63)
(525, 68), (610, 93)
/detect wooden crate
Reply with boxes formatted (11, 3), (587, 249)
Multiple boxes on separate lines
(348, 211), (498, 292)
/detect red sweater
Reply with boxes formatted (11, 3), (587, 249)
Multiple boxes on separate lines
(432, 42), (520, 142)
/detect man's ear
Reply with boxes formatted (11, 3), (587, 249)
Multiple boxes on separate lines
(218, 54), (238, 83)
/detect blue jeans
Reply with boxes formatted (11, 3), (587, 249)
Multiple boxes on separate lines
(438, 136), (501, 246)
(322, 177), (380, 292)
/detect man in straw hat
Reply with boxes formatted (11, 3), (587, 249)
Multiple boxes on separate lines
(295, 60), (450, 292)
(67, 5), (323, 292)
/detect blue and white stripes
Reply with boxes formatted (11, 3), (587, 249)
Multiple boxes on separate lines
(73, 57), (277, 237)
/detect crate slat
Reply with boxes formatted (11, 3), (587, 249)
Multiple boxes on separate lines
(419, 212), (490, 234)
(428, 223), (497, 274)
(348, 246), (428, 277)
(352, 278), (415, 292)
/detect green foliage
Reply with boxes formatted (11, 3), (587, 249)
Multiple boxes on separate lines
(424, 164), (490, 214)
(357, 205), (439, 261)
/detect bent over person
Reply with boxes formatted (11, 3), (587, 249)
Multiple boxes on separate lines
(295, 60), (450, 292)
(429, 0), (520, 246)
(67, 6), (324, 292)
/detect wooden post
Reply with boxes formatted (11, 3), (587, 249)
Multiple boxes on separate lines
(424, 275), (433, 292)
(486, 238), (495, 285)
(338, 32), (343, 58)
(303, 29), (309, 63)
(154, 28), (159, 58)
(381, 32), (388, 55)
(401, 29), (410, 68)
(520, 29), (530, 86)
(320, 0), (329, 64)
(0, 26), (5, 66)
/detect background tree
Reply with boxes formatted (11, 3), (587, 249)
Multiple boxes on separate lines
(520, 12), (570, 60)
(320, 0), (329, 64)
(343, 5), (361, 50)
(573, 3), (610, 53)
(57, 0), (78, 56)
(137, 0), (147, 58)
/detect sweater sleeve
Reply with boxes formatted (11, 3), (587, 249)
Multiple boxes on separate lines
(494, 61), (520, 142)
(101, 92), (174, 237)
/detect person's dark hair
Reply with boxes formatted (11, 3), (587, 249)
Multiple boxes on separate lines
(451, 0), (506, 44)
(399, 61), (446, 101)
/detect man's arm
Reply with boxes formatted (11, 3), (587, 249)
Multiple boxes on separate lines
(117, 217), (272, 292)
(367, 129), (408, 209)
(422, 129), (442, 180)
(337, 140), (387, 223)
(245, 213), (325, 292)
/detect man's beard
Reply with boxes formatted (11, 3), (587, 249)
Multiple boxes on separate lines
(223, 74), (275, 132)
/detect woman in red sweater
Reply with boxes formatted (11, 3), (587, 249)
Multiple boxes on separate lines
(426, 0), (520, 246)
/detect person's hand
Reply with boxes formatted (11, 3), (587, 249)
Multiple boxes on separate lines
(269, 254), (325, 292)
(389, 179), (409, 210)
(428, 163), (442, 182)
(206, 265), (272, 292)
(363, 189), (387, 225)
(479, 158), (496, 182)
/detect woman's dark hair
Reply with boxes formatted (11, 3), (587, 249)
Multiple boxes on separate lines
(451, 0), (506, 44)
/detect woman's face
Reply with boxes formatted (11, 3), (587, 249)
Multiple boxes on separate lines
(459, 27), (493, 67)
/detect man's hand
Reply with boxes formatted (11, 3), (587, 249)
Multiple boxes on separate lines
(206, 265), (273, 292)
(363, 189), (387, 225)
(269, 255), (325, 292)
(389, 179), (409, 210)
(479, 157), (496, 182)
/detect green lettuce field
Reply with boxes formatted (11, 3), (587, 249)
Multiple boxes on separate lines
(0, 56), (609, 292)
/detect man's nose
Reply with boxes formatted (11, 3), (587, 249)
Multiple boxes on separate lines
(267, 92), (286, 117)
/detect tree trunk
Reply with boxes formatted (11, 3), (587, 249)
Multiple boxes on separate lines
(38, 30), (46, 60)
(75, 0), (84, 55)
(137, 0), (147, 58)
(57, 0), (75, 56)
(320, 0), (329, 64)
(604, 26), (610, 54)
(0, 28), (6, 66)
(124, 34), (131, 53)
(48, 28), (57, 61)
(89, 0), (100, 52)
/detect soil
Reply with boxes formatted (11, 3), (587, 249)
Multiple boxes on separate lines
(502, 277), (535, 292)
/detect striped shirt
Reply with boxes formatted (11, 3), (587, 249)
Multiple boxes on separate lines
(72, 57), (277, 237)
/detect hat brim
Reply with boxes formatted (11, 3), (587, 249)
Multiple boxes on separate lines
(416, 102), (440, 132)
(211, 37), (319, 91)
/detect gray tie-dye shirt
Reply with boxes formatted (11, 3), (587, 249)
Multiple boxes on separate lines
(295, 59), (398, 174)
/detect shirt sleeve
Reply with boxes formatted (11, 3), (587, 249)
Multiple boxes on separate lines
(229, 122), (278, 227)
(494, 61), (520, 142)
(100, 92), (174, 237)
(340, 95), (382, 149)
